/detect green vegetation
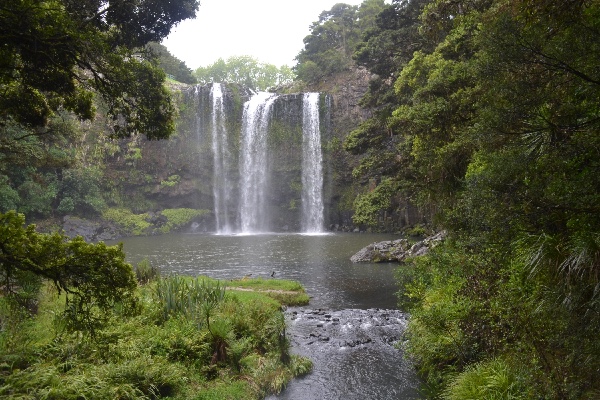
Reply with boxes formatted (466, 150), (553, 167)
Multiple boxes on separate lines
(0, 114), (105, 219)
(0, 211), (137, 334)
(0, 0), (199, 140)
(159, 208), (209, 233)
(0, 277), (312, 399)
(5, 0), (600, 397)
(102, 208), (209, 236)
(342, 0), (600, 398)
(134, 258), (161, 284)
(102, 208), (152, 236)
(146, 42), (197, 84)
(227, 278), (310, 306)
(294, 0), (386, 84)
(0, 0), (207, 228)
(194, 56), (294, 91)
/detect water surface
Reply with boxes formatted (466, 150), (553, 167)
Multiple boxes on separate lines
(113, 232), (422, 399)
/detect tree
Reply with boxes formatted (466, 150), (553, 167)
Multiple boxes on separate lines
(146, 42), (197, 84)
(344, 0), (431, 225)
(0, 0), (199, 140)
(194, 56), (294, 91)
(345, 0), (600, 396)
(295, 3), (358, 82)
(0, 211), (137, 333)
(367, 0), (600, 396)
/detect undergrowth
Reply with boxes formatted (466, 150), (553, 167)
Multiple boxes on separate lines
(0, 276), (312, 399)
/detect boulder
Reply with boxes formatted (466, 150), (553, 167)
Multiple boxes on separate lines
(62, 215), (122, 242)
(350, 231), (447, 263)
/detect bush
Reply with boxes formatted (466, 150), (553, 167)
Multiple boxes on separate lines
(134, 258), (160, 284)
(444, 358), (528, 400)
(0, 211), (137, 334)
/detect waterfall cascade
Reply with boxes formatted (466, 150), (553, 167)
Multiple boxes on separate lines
(239, 92), (279, 233)
(210, 83), (234, 234)
(301, 93), (324, 233)
(198, 84), (328, 234)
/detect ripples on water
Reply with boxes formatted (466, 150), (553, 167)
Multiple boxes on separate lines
(113, 232), (422, 399)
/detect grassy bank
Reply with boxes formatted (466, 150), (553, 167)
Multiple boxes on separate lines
(0, 275), (311, 399)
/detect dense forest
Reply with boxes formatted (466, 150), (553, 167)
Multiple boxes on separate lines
(332, 0), (600, 398)
(1, 0), (600, 398)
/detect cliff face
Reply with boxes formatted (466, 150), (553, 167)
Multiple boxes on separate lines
(105, 85), (328, 232)
(307, 66), (427, 232)
(102, 70), (424, 233)
(310, 67), (373, 230)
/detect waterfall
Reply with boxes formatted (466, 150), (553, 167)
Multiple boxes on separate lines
(209, 83), (235, 234)
(301, 92), (324, 233)
(239, 92), (279, 233)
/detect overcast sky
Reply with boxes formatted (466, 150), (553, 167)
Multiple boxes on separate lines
(162, 0), (367, 70)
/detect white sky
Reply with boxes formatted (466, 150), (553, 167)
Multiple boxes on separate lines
(162, 0), (366, 70)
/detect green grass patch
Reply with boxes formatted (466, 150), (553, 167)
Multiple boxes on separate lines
(228, 277), (303, 292)
(227, 278), (310, 306)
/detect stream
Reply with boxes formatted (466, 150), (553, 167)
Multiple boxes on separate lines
(113, 232), (422, 399)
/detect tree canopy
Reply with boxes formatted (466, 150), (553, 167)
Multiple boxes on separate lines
(0, 0), (199, 139)
(0, 211), (137, 332)
(194, 56), (294, 92)
(294, 0), (386, 83)
(146, 42), (197, 84)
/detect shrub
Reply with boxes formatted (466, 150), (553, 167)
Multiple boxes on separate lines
(134, 258), (160, 284)
(444, 358), (528, 400)
(155, 276), (226, 324)
(0, 211), (137, 334)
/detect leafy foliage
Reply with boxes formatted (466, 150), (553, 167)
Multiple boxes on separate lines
(0, 0), (199, 139)
(295, 0), (386, 83)
(146, 42), (197, 84)
(0, 211), (137, 333)
(352, 178), (399, 226)
(194, 56), (294, 91)
(134, 258), (161, 285)
(347, 0), (600, 397)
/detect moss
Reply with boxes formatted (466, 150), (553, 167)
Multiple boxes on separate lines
(159, 208), (209, 233)
(101, 208), (209, 236)
(160, 174), (180, 187)
(102, 208), (151, 236)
